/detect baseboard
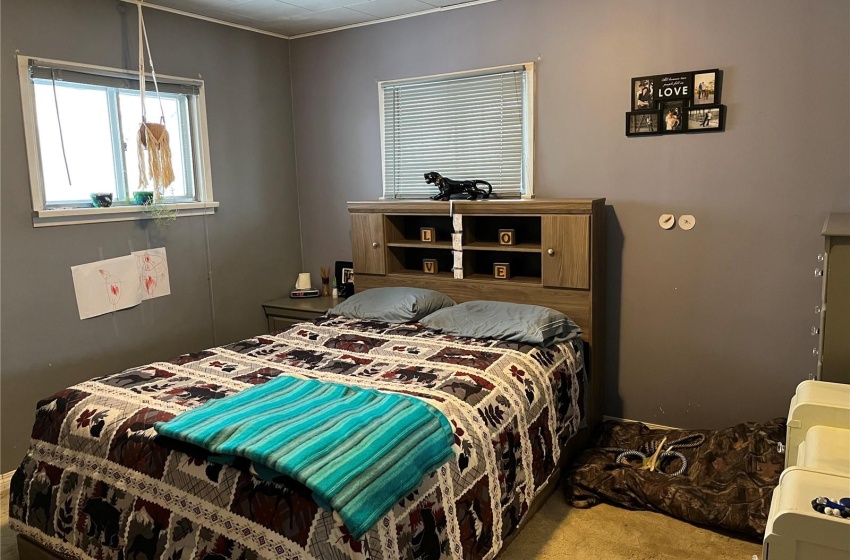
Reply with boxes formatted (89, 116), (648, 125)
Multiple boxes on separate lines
(603, 415), (679, 431)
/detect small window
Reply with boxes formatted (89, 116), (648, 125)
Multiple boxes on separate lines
(19, 56), (216, 225)
(380, 64), (534, 200)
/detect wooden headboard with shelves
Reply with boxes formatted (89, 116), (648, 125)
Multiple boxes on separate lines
(348, 198), (606, 427)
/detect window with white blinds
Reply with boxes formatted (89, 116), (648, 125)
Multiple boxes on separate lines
(380, 64), (533, 199)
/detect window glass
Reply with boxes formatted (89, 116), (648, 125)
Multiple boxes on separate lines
(118, 92), (193, 199)
(33, 81), (117, 203)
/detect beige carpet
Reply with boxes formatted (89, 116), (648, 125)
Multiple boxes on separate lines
(0, 480), (760, 560)
(500, 495), (760, 560)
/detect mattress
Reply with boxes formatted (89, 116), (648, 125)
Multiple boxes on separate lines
(9, 315), (586, 560)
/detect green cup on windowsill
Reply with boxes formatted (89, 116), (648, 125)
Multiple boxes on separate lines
(133, 191), (154, 205)
(90, 193), (113, 208)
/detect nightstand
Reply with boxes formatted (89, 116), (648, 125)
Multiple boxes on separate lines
(262, 296), (337, 333)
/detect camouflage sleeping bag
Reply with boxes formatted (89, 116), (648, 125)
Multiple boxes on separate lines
(562, 419), (786, 537)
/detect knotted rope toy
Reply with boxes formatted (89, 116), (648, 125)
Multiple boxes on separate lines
(812, 496), (850, 519)
(603, 433), (706, 476)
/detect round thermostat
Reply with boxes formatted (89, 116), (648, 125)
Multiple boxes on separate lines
(659, 214), (675, 230)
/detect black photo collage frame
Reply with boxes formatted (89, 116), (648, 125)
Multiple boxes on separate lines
(626, 69), (725, 137)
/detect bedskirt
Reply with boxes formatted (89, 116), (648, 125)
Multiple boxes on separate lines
(9, 316), (586, 560)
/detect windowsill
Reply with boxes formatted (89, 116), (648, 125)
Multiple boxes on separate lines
(32, 201), (219, 227)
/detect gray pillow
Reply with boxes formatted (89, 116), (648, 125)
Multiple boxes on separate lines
(328, 287), (455, 323)
(420, 300), (582, 346)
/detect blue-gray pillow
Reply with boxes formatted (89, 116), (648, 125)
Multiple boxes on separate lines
(420, 300), (582, 346)
(328, 287), (455, 323)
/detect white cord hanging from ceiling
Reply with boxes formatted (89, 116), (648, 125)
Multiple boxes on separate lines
(136, 0), (175, 202)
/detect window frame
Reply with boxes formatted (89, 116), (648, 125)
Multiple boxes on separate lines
(18, 55), (217, 227)
(378, 62), (536, 200)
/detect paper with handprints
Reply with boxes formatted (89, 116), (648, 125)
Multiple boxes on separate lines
(133, 247), (171, 300)
(71, 256), (143, 320)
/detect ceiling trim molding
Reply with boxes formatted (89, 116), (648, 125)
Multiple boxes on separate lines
(288, 0), (500, 39)
(118, 0), (292, 40)
(119, 0), (500, 41)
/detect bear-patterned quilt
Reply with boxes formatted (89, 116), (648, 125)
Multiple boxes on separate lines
(9, 315), (586, 560)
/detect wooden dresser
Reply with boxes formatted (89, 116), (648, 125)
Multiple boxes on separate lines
(348, 198), (606, 426)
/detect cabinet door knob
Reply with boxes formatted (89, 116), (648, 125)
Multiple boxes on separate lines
(547, 248), (555, 256)
(372, 242), (379, 248)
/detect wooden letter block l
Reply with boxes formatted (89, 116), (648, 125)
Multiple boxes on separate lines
(420, 227), (436, 243)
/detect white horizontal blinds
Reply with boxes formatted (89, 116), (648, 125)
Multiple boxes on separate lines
(383, 69), (526, 199)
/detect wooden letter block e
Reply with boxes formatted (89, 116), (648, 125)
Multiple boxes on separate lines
(498, 229), (516, 245)
(493, 263), (511, 279)
(423, 259), (438, 274)
(420, 227), (436, 243)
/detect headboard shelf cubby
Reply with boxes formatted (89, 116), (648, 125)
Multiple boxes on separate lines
(463, 215), (543, 248)
(348, 198), (606, 427)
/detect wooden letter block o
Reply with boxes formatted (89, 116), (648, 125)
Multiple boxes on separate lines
(498, 229), (516, 245)
(420, 227), (436, 243)
(493, 263), (511, 279)
(423, 259), (438, 274)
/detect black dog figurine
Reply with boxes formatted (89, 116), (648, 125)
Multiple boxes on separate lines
(424, 172), (493, 201)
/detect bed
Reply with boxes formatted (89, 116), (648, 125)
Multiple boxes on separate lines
(11, 198), (606, 560)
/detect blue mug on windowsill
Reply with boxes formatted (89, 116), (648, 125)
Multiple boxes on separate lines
(133, 191), (154, 205)
(90, 193), (113, 208)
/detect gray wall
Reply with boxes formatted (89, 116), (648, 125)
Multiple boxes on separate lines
(290, 0), (850, 428)
(1, 0), (299, 471)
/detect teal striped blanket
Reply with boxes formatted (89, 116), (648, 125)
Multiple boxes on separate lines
(154, 375), (454, 538)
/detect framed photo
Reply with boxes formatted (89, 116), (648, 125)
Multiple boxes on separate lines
(341, 268), (354, 285)
(653, 71), (694, 102)
(660, 100), (686, 132)
(632, 76), (655, 111)
(335, 260), (353, 286)
(685, 104), (725, 132)
(626, 111), (662, 136)
(693, 69), (721, 105)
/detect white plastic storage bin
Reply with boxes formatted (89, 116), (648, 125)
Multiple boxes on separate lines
(786, 380), (850, 467)
(763, 467), (850, 560)
(798, 426), (850, 476)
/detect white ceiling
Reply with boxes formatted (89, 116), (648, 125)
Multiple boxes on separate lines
(145, 0), (493, 38)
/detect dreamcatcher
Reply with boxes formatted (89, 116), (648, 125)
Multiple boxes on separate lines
(136, 0), (175, 203)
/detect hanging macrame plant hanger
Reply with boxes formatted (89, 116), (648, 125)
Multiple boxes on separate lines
(136, 0), (175, 203)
